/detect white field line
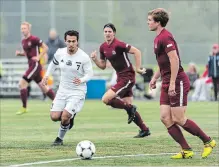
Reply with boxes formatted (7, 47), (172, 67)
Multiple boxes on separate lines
(9, 152), (175, 167)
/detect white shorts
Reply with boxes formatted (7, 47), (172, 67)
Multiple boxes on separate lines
(51, 95), (85, 118)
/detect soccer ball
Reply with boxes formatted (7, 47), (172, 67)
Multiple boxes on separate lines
(76, 140), (96, 159)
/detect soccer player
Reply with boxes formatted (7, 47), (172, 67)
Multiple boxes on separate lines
(15, 22), (55, 115)
(147, 8), (216, 158)
(42, 30), (93, 145)
(91, 23), (151, 138)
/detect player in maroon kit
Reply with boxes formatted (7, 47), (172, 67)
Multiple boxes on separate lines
(147, 8), (216, 158)
(91, 23), (150, 138)
(15, 22), (55, 115)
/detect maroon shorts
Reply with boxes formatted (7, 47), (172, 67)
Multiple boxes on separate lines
(111, 71), (135, 98)
(23, 61), (42, 83)
(160, 76), (190, 107)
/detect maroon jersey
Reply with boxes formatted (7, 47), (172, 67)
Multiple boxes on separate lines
(22, 35), (43, 65)
(154, 29), (184, 83)
(100, 38), (134, 74)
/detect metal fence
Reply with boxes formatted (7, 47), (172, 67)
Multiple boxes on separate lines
(1, 0), (218, 65)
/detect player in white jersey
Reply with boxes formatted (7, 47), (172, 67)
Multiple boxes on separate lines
(43, 30), (93, 145)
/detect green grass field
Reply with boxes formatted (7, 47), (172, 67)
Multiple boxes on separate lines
(0, 99), (218, 166)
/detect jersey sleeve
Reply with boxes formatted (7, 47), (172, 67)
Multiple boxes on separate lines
(118, 41), (131, 53)
(99, 46), (106, 60)
(161, 36), (176, 54)
(80, 55), (93, 83)
(45, 49), (60, 76)
(33, 36), (43, 47)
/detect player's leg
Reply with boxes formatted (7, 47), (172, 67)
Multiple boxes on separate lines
(50, 97), (65, 146)
(35, 73), (55, 100)
(17, 76), (30, 115)
(160, 87), (193, 159)
(102, 87), (136, 124)
(170, 81), (216, 158)
(53, 97), (84, 145)
(122, 96), (150, 138)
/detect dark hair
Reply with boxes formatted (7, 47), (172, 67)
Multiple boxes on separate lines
(103, 23), (116, 32)
(64, 30), (79, 41)
(148, 8), (169, 27)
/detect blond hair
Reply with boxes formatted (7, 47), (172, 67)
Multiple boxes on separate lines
(148, 8), (169, 27)
(21, 21), (32, 30)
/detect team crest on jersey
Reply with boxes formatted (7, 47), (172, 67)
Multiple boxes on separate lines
(28, 41), (32, 46)
(112, 50), (116, 55)
(66, 60), (72, 66)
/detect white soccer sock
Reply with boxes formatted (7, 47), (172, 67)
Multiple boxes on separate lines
(58, 123), (70, 140)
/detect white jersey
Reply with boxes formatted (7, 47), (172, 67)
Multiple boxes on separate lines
(45, 47), (93, 97)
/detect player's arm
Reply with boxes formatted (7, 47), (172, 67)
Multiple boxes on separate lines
(163, 36), (179, 84)
(152, 67), (161, 80)
(80, 58), (94, 83)
(90, 50), (107, 70)
(167, 50), (179, 83)
(15, 50), (26, 56)
(44, 51), (59, 78)
(128, 46), (145, 74)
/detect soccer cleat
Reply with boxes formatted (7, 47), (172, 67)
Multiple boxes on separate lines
(16, 107), (27, 115)
(127, 105), (137, 124)
(52, 137), (63, 146)
(171, 150), (194, 159)
(201, 139), (216, 158)
(134, 129), (151, 138)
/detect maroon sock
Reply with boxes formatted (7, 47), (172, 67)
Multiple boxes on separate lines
(182, 119), (211, 143)
(46, 89), (55, 100)
(133, 111), (149, 131)
(168, 124), (191, 150)
(107, 98), (132, 110)
(20, 89), (27, 108)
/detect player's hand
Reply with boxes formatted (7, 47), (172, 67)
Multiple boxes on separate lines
(31, 56), (39, 62)
(42, 76), (49, 86)
(73, 77), (81, 86)
(90, 50), (97, 61)
(168, 82), (176, 96)
(149, 78), (157, 90)
(15, 50), (21, 56)
(136, 67), (146, 75)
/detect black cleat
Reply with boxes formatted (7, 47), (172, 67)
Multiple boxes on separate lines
(127, 105), (137, 124)
(134, 129), (151, 138)
(52, 137), (63, 146)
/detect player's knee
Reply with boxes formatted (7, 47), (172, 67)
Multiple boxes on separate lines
(160, 115), (172, 125)
(172, 116), (187, 126)
(102, 96), (109, 105)
(50, 112), (62, 122)
(61, 111), (71, 124)
(50, 114), (60, 122)
(19, 80), (27, 89)
(38, 81), (48, 93)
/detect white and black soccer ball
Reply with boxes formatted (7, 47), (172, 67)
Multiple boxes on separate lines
(76, 140), (96, 159)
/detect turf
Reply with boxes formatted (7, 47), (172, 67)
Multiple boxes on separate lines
(0, 99), (218, 166)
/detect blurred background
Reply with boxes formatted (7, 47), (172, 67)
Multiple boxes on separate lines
(0, 0), (218, 100)
(1, 0), (218, 63)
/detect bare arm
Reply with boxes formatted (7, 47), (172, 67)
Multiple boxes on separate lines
(167, 50), (179, 83)
(90, 51), (107, 70)
(128, 46), (141, 70)
(94, 59), (107, 70)
(152, 69), (161, 80)
(15, 50), (26, 56)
